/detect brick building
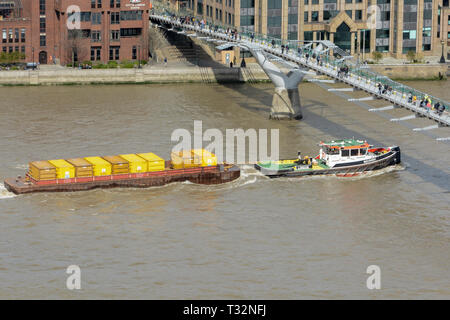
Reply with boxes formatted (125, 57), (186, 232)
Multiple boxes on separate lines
(0, 0), (151, 65)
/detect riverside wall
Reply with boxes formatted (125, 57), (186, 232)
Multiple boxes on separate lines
(369, 63), (448, 80)
(0, 66), (270, 86)
(0, 63), (447, 86)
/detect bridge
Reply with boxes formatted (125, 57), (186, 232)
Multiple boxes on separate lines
(149, 9), (450, 132)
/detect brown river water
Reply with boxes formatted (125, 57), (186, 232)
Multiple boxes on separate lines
(0, 80), (449, 299)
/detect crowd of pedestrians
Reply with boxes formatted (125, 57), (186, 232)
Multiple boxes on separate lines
(161, 11), (448, 118)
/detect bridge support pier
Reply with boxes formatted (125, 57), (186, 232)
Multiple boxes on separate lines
(245, 46), (306, 120)
(270, 87), (303, 120)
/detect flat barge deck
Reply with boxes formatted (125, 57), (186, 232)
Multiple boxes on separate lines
(4, 164), (240, 195)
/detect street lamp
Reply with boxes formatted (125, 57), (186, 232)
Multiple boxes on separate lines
(440, 40), (446, 63)
(138, 45), (141, 69)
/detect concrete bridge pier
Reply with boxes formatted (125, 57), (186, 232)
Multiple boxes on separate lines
(246, 46), (306, 120)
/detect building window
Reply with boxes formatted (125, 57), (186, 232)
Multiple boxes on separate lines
(241, 0), (255, 7)
(311, 0), (319, 4)
(109, 46), (119, 60)
(422, 27), (431, 38)
(355, 10), (362, 21)
(111, 12), (120, 24)
(21, 46), (25, 53)
(345, 10), (352, 19)
(40, 18), (46, 33)
(132, 46), (137, 59)
(39, 0), (46, 15)
(241, 15), (255, 26)
(97, 0), (102, 8)
(116, 0), (121, 7)
(304, 31), (313, 41)
(14, 28), (18, 42)
(2, 29), (6, 43)
(403, 30), (416, 40)
(8, 29), (12, 43)
(345, 0), (352, 3)
(288, 14), (298, 24)
(304, 12), (308, 22)
(111, 30), (120, 41)
(80, 12), (91, 22)
(92, 13), (102, 25)
(311, 11), (318, 22)
(40, 35), (46, 47)
(120, 10), (143, 21)
(91, 0), (96, 9)
(91, 31), (101, 42)
(21, 28), (25, 43)
(120, 28), (142, 37)
(91, 47), (101, 61)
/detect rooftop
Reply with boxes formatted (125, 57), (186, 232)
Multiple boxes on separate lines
(320, 139), (369, 148)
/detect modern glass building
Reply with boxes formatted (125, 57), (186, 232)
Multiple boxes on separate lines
(162, 0), (449, 60)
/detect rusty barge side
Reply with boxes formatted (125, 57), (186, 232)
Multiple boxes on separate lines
(4, 165), (241, 195)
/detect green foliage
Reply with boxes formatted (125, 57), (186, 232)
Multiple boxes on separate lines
(371, 51), (383, 63)
(92, 63), (108, 69)
(406, 50), (416, 63)
(107, 60), (119, 68)
(0, 52), (26, 65)
(119, 60), (136, 68)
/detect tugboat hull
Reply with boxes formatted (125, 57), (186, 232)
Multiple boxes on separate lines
(255, 147), (400, 178)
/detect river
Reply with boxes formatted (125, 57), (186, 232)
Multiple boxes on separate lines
(0, 80), (449, 299)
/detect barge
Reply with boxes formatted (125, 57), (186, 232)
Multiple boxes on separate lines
(255, 139), (401, 178)
(4, 149), (240, 195)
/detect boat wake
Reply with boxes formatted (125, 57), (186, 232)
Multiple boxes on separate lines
(0, 183), (16, 199)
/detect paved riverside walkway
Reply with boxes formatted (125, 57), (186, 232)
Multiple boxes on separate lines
(150, 13), (450, 127)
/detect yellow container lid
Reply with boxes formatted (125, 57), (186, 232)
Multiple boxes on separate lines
(30, 160), (55, 170)
(84, 156), (111, 166)
(66, 158), (92, 168)
(48, 159), (74, 169)
(120, 154), (146, 162)
(137, 152), (164, 162)
(192, 149), (216, 158)
(103, 155), (128, 165)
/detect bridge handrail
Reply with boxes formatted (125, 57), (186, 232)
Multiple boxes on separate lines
(150, 6), (450, 114)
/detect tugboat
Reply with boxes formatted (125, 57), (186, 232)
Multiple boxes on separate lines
(255, 139), (401, 178)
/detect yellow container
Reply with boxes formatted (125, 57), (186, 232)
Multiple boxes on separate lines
(29, 160), (56, 180)
(48, 159), (75, 179)
(102, 155), (129, 174)
(66, 158), (93, 177)
(192, 149), (218, 167)
(170, 150), (198, 169)
(120, 154), (148, 173)
(137, 152), (165, 172)
(84, 156), (112, 176)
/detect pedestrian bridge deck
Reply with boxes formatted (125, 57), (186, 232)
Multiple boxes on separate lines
(150, 14), (450, 127)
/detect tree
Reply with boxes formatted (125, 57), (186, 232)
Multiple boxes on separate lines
(406, 50), (416, 63)
(65, 29), (87, 67)
(372, 51), (383, 63)
(0, 51), (25, 65)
